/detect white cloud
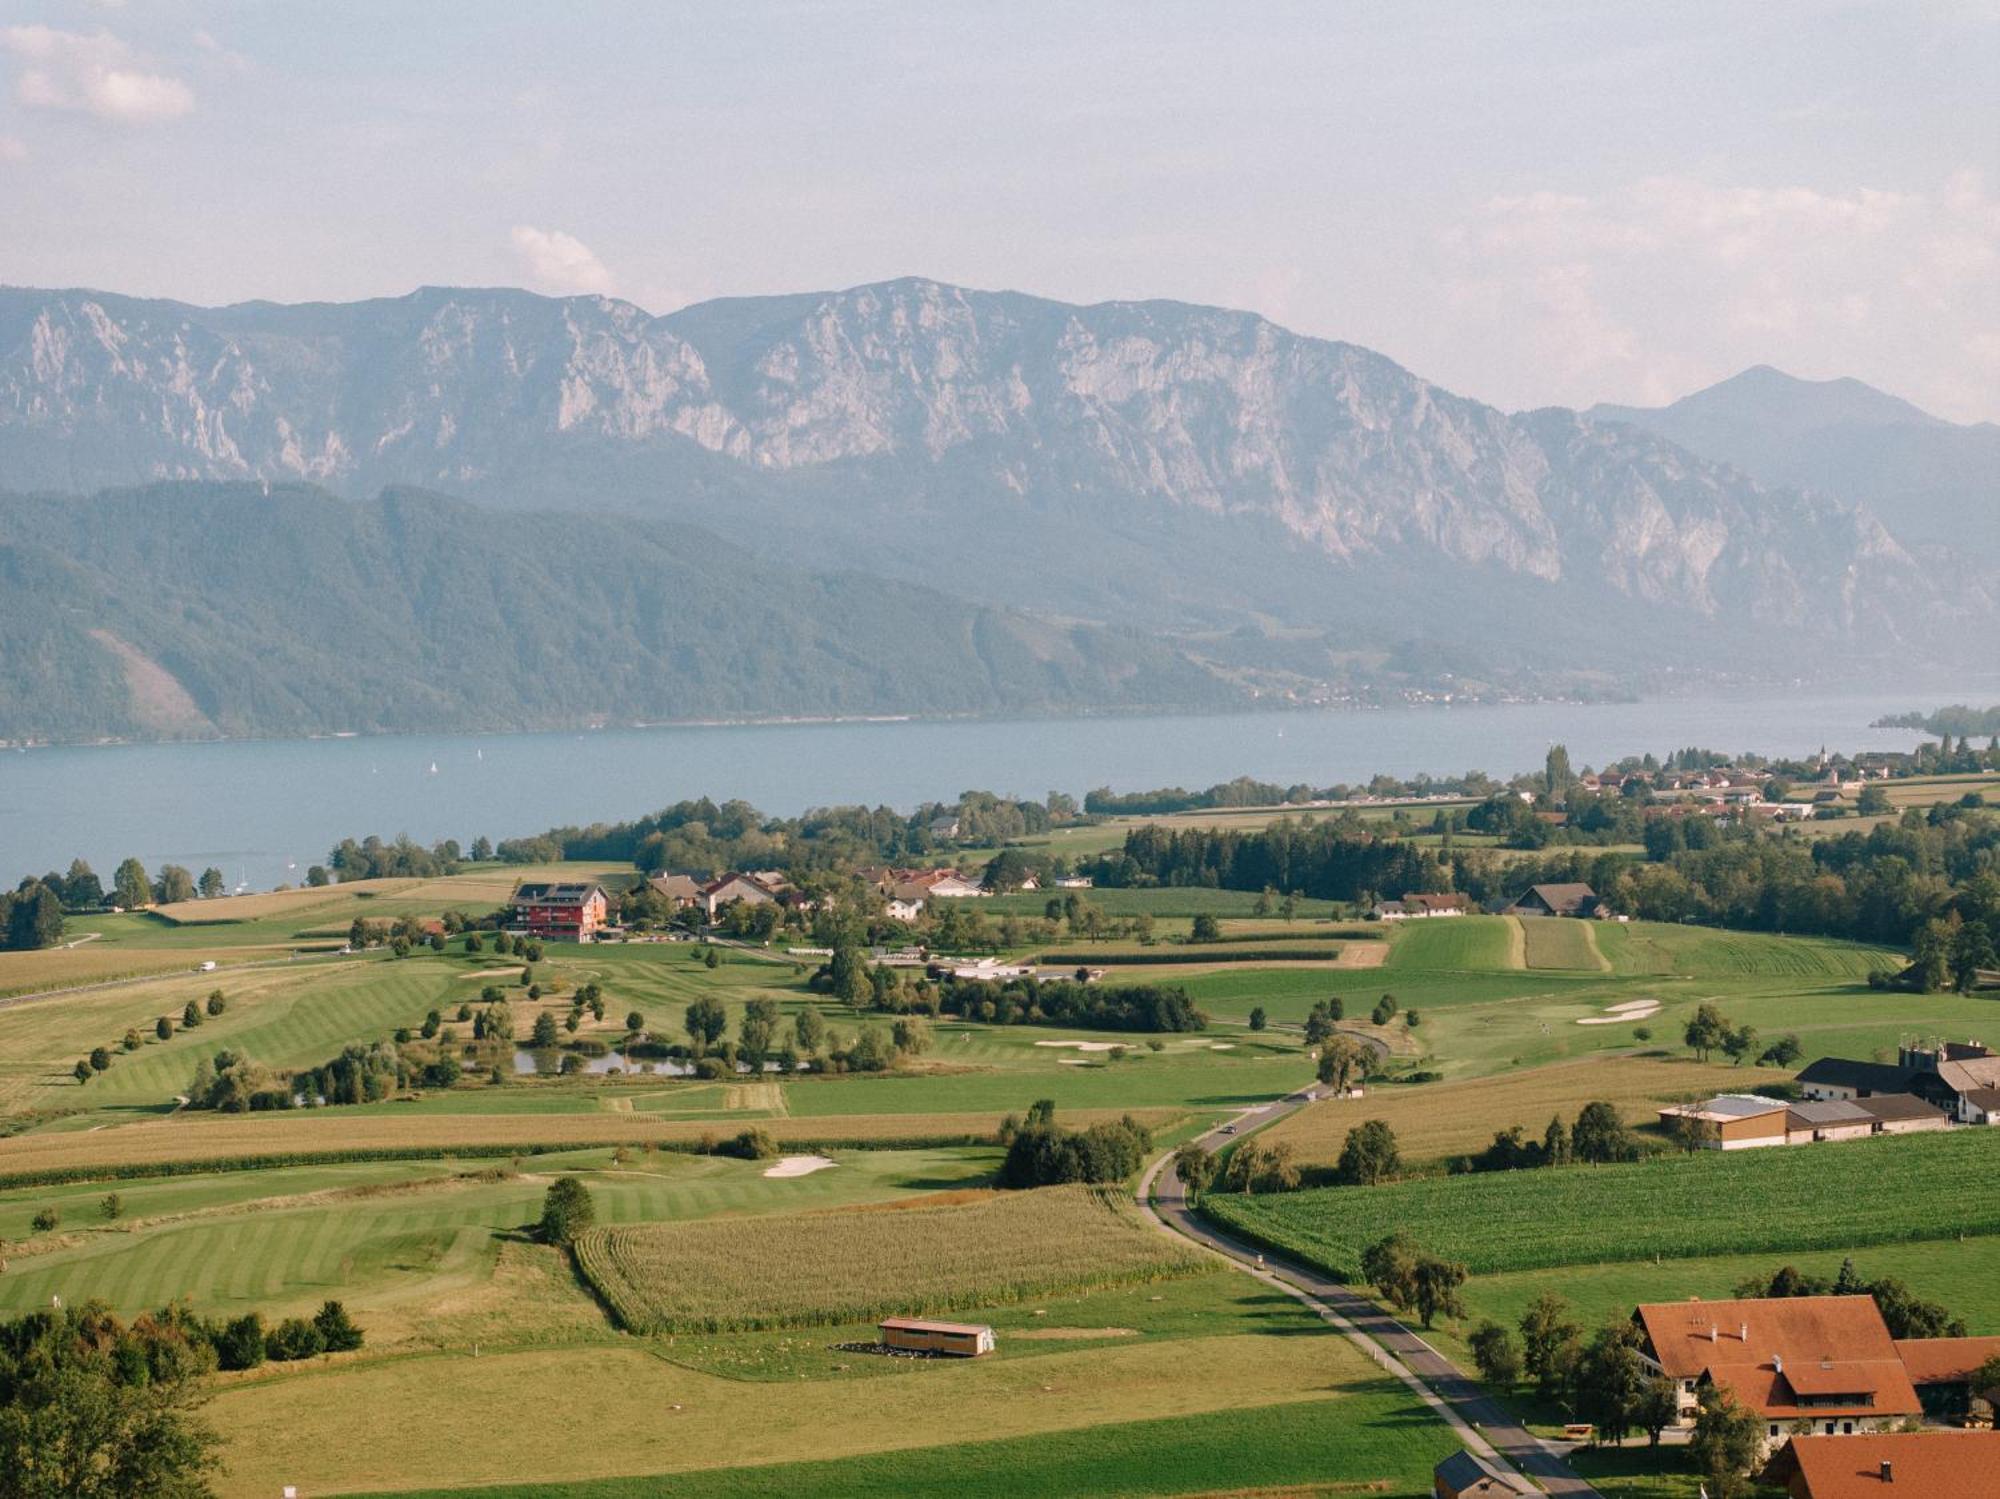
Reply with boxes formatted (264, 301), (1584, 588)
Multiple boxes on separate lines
(192, 29), (252, 75)
(1443, 172), (2000, 421)
(509, 225), (616, 296)
(3, 24), (194, 124)
(0, 135), (24, 163)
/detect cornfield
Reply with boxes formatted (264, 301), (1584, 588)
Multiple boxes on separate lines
(575, 1183), (1205, 1332)
(1206, 1128), (2000, 1279)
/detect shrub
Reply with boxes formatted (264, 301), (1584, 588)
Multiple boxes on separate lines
(88, 1047), (112, 1072)
(30, 1205), (59, 1233)
(214, 1313), (266, 1370)
(540, 1175), (596, 1246)
(264, 1317), (326, 1361)
(715, 1127), (778, 1160)
(156, 1016), (174, 1041)
(206, 990), (226, 1016)
(99, 1192), (122, 1220)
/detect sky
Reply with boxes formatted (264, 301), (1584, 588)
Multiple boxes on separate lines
(2, 1), (1997, 421)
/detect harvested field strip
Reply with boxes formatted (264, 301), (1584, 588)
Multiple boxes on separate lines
(575, 1183), (1205, 1332)
(1037, 948), (1347, 966)
(1518, 918), (1608, 972)
(0, 1108), (1186, 1188)
(1259, 1055), (1748, 1166)
(1204, 1128), (2000, 1279)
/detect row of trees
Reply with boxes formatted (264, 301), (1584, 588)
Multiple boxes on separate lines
(1457, 1100), (1639, 1174)
(1088, 818), (1448, 902)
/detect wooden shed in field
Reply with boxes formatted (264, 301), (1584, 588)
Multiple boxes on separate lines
(878, 1317), (995, 1357)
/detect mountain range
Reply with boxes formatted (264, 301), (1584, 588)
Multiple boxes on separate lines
(0, 279), (1990, 742)
(1589, 365), (2000, 569)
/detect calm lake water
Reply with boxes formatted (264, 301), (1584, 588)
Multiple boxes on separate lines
(0, 694), (1946, 889)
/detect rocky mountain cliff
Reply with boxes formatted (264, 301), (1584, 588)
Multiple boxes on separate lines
(0, 279), (1979, 689)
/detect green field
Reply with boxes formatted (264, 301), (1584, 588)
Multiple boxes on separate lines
(373, 1390), (1458, 1499)
(1205, 1129), (2000, 1278)
(1386, 915), (1520, 972)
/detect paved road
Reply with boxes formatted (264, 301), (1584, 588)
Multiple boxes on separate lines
(1137, 1089), (1602, 1497)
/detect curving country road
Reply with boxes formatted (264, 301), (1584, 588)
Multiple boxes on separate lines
(1137, 1087), (1603, 1497)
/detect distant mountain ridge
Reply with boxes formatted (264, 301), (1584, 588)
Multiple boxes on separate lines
(1589, 366), (2000, 564)
(0, 279), (1987, 726)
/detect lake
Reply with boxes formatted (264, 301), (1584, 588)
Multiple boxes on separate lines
(0, 693), (1944, 888)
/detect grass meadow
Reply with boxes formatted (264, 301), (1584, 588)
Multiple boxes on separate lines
(1517, 916), (1607, 971)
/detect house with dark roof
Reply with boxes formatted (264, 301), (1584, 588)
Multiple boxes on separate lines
(1504, 882), (1611, 919)
(646, 873), (704, 909)
(509, 882), (609, 942)
(1850, 1092), (1952, 1135)
(1431, 1450), (1537, 1498)
(1762, 1431), (2000, 1497)
(1894, 1335), (2000, 1421)
(1795, 1057), (1918, 1102)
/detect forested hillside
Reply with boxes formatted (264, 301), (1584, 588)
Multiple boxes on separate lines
(0, 483), (1248, 743)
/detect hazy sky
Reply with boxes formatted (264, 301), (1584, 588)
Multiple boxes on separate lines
(3, 1), (1997, 420)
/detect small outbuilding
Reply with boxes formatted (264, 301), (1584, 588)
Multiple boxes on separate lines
(1432, 1450), (1537, 1498)
(878, 1316), (995, 1357)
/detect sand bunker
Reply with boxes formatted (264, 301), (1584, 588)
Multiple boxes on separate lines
(762, 1155), (837, 1178)
(1034, 1040), (1120, 1052)
(1577, 999), (1662, 1026)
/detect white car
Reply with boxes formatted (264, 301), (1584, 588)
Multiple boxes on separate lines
(197, 961), (217, 973)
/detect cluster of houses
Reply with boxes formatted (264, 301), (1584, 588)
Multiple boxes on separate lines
(854, 867), (989, 921)
(645, 869), (802, 921)
(1434, 1290), (2000, 1497)
(1660, 1041), (2000, 1149)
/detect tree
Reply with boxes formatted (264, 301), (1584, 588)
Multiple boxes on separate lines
(530, 1011), (560, 1048)
(827, 942), (871, 1007)
(1541, 1114), (1573, 1166)
(891, 1015), (932, 1055)
(1571, 1101), (1635, 1164)
(470, 836), (494, 861)
(0, 1302), (225, 1493)
(72, 1059), (92, 1084)
(1545, 744), (1574, 801)
(1469, 1321), (1523, 1385)
(1637, 1377), (1680, 1447)
(793, 1006), (826, 1057)
(214, 1313), (266, 1371)
(63, 858), (104, 910)
(1575, 1321), (1649, 1444)
(704, 946), (721, 969)
(1684, 1001), (1730, 1061)
(1370, 993), (1398, 1026)
(684, 996), (727, 1052)
(1519, 1292), (1581, 1395)
(197, 867), (225, 899)
(264, 1318), (325, 1362)
(1411, 1254), (1467, 1328)
(88, 1046), (112, 1073)
(539, 1176), (596, 1246)
(1337, 1118), (1401, 1185)
(305, 864), (331, 887)
(100, 1193), (123, 1220)
(312, 1301), (365, 1353)
(1911, 915), (1958, 993)
(1317, 1036), (1371, 1094)
(1360, 1233), (1420, 1311)
(1247, 1006), (1267, 1032)
(625, 1010), (646, 1035)
(1689, 1385), (1763, 1499)
(1172, 1141), (1217, 1199)
(181, 1000), (202, 1029)
(205, 990), (226, 1017)
(155, 864), (197, 905)
(1857, 782), (1892, 816)
(112, 856), (151, 909)
(5, 883), (64, 950)
(1758, 1033), (1803, 1067)
(1303, 998), (1341, 1046)
(155, 1015), (173, 1041)
(1189, 914), (1221, 943)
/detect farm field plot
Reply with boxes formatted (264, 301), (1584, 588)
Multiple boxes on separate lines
(982, 887), (1344, 920)
(1387, 916), (1520, 973)
(1517, 917), (1607, 971)
(1594, 921), (1898, 980)
(1259, 1055), (1753, 1167)
(208, 1271), (1444, 1499)
(577, 1183), (1203, 1331)
(1205, 1128), (2000, 1279)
